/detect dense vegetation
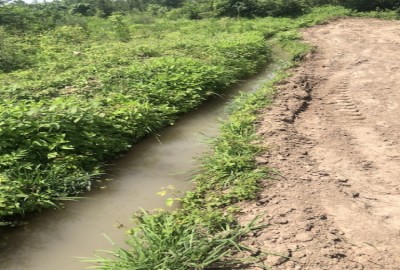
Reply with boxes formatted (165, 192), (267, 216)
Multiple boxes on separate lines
(0, 0), (377, 221)
(0, 15), (275, 218)
(1, 0), (399, 34)
(1, 0), (373, 219)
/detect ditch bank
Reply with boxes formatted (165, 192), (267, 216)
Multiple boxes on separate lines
(237, 18), (400, 269)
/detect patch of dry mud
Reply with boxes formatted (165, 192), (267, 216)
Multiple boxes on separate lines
(237, 18), (400, 269)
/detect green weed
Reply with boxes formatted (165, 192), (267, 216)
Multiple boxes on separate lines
(86, 210), (262, 270)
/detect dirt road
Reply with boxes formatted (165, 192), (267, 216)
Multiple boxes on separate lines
(238, 18), (400, 269)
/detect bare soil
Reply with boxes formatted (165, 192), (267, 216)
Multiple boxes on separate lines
(237, 18), (400, 269)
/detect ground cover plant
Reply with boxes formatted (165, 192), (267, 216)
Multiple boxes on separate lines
(0, 15), (272, 219)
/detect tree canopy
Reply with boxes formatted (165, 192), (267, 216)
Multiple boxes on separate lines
(0, 0), (399, 33)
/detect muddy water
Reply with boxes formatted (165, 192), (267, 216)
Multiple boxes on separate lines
(0, 59), (281, 270)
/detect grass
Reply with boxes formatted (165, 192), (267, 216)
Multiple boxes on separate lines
(85, 210), (264, 270)
(354, 9), (400, 20)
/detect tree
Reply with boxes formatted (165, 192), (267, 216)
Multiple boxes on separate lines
(94, 0), (114, 16)
(70, 3), (94, 15)
(0, 0), (11, 6)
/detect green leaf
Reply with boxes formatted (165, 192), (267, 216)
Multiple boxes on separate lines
(165, 198), (175, 207)
(47, 152), (58, 159)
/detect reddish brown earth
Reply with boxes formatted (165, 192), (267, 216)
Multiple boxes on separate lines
(237, 18), (400, 269)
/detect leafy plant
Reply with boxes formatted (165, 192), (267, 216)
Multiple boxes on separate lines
(87, 210), (260, 270)
(0, 11), (272, 219)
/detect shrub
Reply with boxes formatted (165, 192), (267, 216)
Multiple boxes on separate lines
(256, 0), (311, 17)
(337, 0), (400, 11)
(0, 28), (33, 72)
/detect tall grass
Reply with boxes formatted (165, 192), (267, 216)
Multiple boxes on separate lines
(86, 211), (263, 270)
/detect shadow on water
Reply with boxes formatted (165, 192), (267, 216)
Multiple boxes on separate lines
(0, 53), (286, 270)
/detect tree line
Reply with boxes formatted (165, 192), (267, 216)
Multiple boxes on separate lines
(0, 0), (399, 31)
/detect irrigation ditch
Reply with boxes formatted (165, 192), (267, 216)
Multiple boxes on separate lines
(1, 8), (397, 270)
(0, 46), (288, 270)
